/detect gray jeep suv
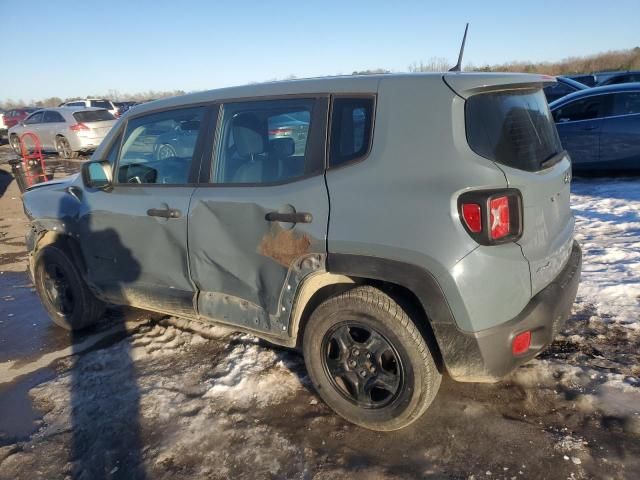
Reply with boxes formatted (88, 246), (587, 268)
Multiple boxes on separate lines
(22, 73), (581, 431)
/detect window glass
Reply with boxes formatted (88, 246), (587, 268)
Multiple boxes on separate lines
(116, 107), (204, 185)
(466, 88), (563, 172)
(330, 97), (374, 167)
(610, 92), (640, 116)
(24, 111), (44, 124)
(74, 110), (115, 122)
(90, 100), (113, 109)
(43, 111), (65, 123)
(553, 96), (604, 123)
(215, 99), (315, 184)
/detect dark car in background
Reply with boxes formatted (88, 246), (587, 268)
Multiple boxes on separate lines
(595, 70), (640, 86)
(114, 101), (138, 116)
(544, 76), (589, 103)
(550, 83), (640, 173)
(565, 74), (597, 87)
(3, 107), (40, 129)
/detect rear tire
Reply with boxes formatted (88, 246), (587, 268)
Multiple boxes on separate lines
(303, 285), (441, 431)
(56, 136), (79, 159)
(34, 245), (104, 331)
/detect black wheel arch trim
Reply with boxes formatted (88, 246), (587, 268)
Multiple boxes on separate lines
(326, 254), (457, 327)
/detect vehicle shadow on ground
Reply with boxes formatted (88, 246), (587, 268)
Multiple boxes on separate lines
(0, 169), (13, 198)
(54, 196), (147, 479)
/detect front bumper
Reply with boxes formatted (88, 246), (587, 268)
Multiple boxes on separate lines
(433, 241), (582, 382)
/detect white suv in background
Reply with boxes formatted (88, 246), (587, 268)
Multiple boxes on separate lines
(60, 99), (119, 118)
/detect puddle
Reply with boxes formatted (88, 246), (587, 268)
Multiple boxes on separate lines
(0, 367), (54, 446)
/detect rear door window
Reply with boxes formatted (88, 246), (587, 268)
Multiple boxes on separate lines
(553, 96), (606, 123)
(74, 110), (115, 122)
(610, 92), (640, 116)
(90, 100), (113, 109)
(466, 89), (563, 172)
(214, 98), (324, 184)
(43, 111), (65, 123)
(329, 97), (374, 167)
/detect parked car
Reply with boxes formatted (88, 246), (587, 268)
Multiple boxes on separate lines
(60, 99), (119, 118)
(0, 109), (6, 142)
(9, 107), (116, 158)
(550, 83), (640, 173)
(22, 73), (581, 431)
(2, 107), (40, 130)
(595, 70), (640, 86)
(114, 101), (138, 116)
(543, 76), (589, 103)
(565, 74), (597, 87)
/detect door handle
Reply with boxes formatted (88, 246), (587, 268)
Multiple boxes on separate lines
(147, 208), (182, 219)
(265, 211), (313, 223)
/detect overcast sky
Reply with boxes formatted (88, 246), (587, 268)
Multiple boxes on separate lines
(1, 0), (638, 101)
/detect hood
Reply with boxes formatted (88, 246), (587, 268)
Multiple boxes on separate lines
(25, 173), (79, 192)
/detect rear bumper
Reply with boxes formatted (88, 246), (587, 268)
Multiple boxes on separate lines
(434, 241), (582, 382)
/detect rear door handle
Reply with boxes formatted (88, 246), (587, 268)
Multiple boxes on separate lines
(147, 208), (182, 219)
(265, 211), (313, 223)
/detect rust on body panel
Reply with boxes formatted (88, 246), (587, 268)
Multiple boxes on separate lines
(257, 223), (312, 268)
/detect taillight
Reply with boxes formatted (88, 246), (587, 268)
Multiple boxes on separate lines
(70, 123), (89, 131)
(489, 196), (510, 240)
(269, 127), (293, 136)
(458, 189), (522, 245)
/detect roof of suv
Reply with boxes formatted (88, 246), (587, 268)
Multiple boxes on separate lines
(129, 72), (554, 117)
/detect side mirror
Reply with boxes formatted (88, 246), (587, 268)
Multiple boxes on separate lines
(82, 160), (113, 191)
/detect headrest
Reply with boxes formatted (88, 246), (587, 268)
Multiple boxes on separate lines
(232, 113), (264, 157)
(179, 120), (200, 132)
(269, 137), (295, 157)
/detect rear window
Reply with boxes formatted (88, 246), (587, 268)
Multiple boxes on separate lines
(73, 110), (115, 122)
(466, 89), (563, 172)
(90, 100), (112, 109)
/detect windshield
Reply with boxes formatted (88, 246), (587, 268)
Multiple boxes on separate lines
(73, 110), (115, 122)
(465, 88), (563, 172)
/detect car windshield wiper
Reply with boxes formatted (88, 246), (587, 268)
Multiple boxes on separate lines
(540, 150), (566, 169)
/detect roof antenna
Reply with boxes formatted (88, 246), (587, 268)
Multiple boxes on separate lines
(449, 23), (469, 72)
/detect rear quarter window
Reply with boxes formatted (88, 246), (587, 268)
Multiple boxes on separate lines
(73, 110), (115, 122)
(466, 89), (563, 172)
(329, 97), (374, 167)
(90, 100), (113, 109)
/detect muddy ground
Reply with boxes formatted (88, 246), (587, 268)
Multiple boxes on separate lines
(0, 143), (639, 479)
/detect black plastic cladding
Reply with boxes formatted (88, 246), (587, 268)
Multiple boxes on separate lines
(457, 188), (523, 246)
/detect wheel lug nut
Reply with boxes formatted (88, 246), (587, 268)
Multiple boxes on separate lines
(366, 353), (371, 359)
(369, 366), (376, 374)
(352, 349), (360, 356)
(359, 370), (367, 378)
(348, 360), (356, 368)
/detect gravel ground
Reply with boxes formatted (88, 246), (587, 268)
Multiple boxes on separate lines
(0, 144), (639, 479)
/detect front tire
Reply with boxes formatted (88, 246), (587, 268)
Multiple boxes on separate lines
(303, 286), (441, 431)
(10, 135), (21, 155)
(34, 245), (104, 331)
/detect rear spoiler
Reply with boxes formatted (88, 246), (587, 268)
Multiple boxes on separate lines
(443, 72), (556, 99)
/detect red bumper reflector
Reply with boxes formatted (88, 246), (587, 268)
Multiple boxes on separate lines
(512, 331), (531, 356)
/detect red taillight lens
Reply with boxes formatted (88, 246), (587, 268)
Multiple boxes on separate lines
(461, 203), (482, 233)
(269, 127), (293, 136)
(70, 123), (89, 131)
(512, 331), (531, 356)
(489, 196), (510, 240)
